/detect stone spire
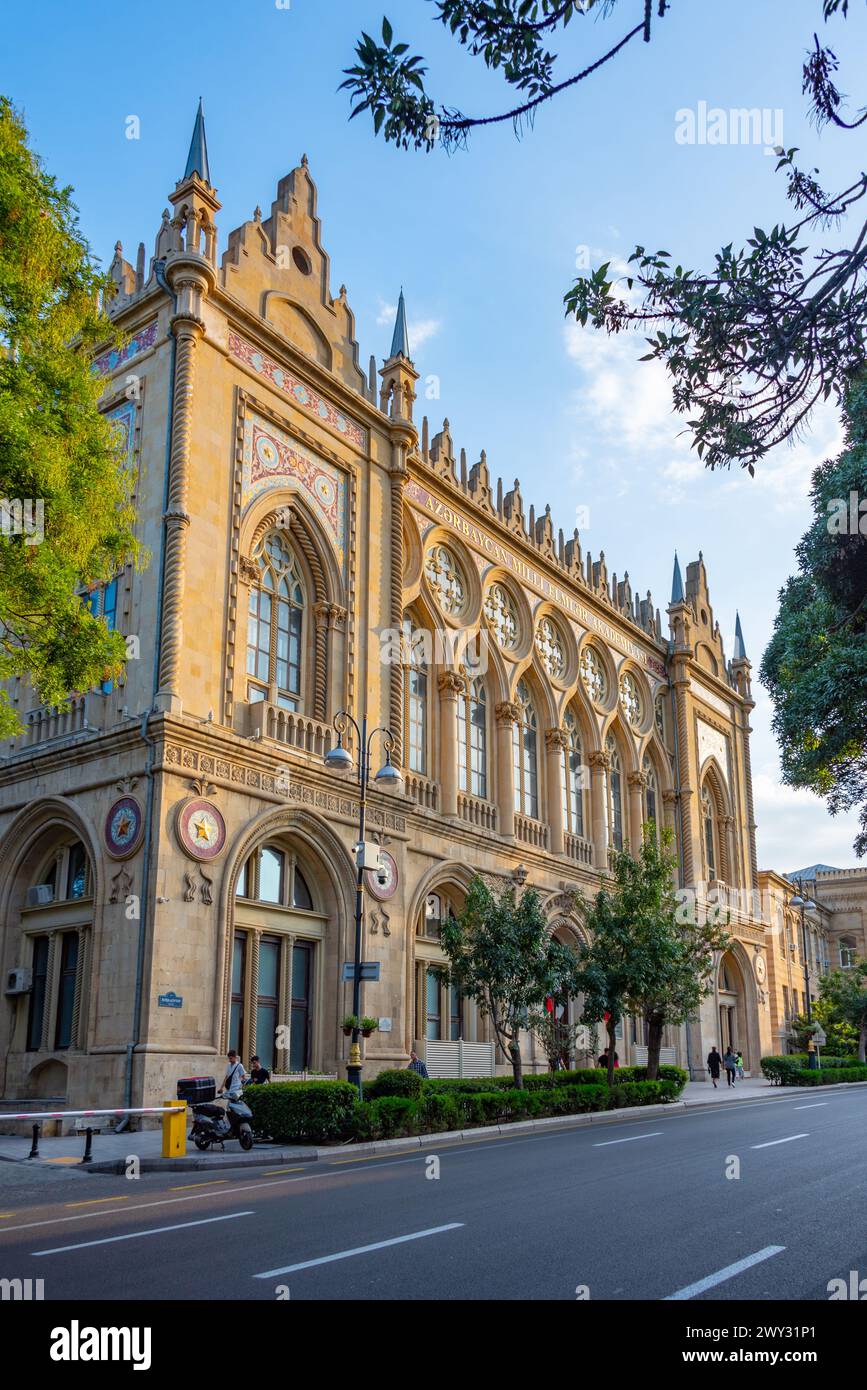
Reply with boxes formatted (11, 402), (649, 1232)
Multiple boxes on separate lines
(183, 98), (211, 185)
(671, 552), (684, 605)
(390, 287), (411, 360)
(733, 612), (747, 662)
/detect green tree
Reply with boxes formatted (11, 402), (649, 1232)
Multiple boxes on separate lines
(761, 374), (867, 856)
(342, 2), (867, 472)
(816, 960), (867, 1061)
(527, 1007), (588, 1071)
(0, 96), (139, 736)
(577, 828), (730, 1081)
(441, 874), (581, 1087)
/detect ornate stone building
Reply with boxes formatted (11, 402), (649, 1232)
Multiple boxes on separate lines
(0, 111), (861, 1116)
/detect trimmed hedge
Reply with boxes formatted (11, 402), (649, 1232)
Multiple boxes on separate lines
(244, 1080), (358, 1143)
(784, 1065), (867, 1086)
(361, 1069), (424, 1101)
(761, 1055), (867, 1086)
(425, 1065), (687, 1095)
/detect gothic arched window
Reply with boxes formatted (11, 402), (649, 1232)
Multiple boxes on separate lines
(246, 531), (305, 710)
(580, 646), (607, 704)
(513, 680), (539, 818)
(702, 785), (717, 880)
(458, 678), (487, 800)
(561, 709), (585, 838)
(605, 734), (624, 851)
(484, 583), (519, 650)
(425, 544), (466, 616)
(644, 756), (659, 842)
(403, 614), (428, 775)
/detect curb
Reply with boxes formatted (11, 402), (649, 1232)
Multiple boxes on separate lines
(85, 1148), (320, 1174)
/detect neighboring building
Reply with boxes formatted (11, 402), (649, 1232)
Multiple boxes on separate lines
(0, 111), (860, 1119)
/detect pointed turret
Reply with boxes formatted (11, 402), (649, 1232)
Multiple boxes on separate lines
(184, 98), (211, 185)
(733, 612), (747, 662)
(390, 287), (411, 360)
(671, 552), (684, 605)
(730, 610), (752, 699)
(380, 286), (418, 423)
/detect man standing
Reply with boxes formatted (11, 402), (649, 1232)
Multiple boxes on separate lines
(707, 1046), (722, 1088)
(723, 1046), (738, 1087)
(407, 1049), (429, 1079)
(247, 1055), (270, 1085)
(220, 1050), (247, 1099)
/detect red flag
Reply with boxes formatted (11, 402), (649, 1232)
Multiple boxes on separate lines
(545, 996), (554, 1014)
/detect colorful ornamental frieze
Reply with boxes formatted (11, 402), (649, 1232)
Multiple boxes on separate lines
(176, 798), (227, 861)
(104, 796), (145, 860)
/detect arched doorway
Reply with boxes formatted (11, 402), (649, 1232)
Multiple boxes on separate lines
(717, 950), (746, 1057)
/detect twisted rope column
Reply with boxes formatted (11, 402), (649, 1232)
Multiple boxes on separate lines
(157, 320), (201, 705)
(388, 464), (406, 762)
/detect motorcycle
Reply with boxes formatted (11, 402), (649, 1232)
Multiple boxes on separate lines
(179, 1076), (254, 1152)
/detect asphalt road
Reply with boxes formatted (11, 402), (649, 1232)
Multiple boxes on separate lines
(1, 1088), (864, 1301)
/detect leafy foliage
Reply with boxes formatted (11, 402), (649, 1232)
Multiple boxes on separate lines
(343, 3), (867, 472)
(576, 827), (729, 1080)
(816, 959), (867, 1061)
(441, 875), (581, 1087)
(0, 97), (140, 735)
(761, 374), (867, 855)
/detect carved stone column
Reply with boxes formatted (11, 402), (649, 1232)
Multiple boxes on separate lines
(662, 787), (678, 834)
(588, 750), (611, 871)
(245, 930), (260, 1063)
(720, 814), (736, 886)
(627, 770), (648, 854)
(156, 312), (204, 711)
(388, 462), (407, 763)
(71, 927), (89, 1051)
(544, 728), (568, 856)
(438, 671), (464, 818)
(672, 673), (695, 885)
(41, 932), (60, 1051)
(313, 601), (347, 723)
(495, 701), (520, 839)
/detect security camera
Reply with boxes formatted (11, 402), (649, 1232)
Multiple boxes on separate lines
(375, 862), (389, 888)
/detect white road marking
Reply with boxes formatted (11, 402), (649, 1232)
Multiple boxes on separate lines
(592, 1132), (662, 1148)
(794, 1103), (828, 1110)
(253, 1222), (465, 1278)
(32, 1211), (252, 1256)
(665, 1245), (786, 1300)
(750, 1133), (809, 1149)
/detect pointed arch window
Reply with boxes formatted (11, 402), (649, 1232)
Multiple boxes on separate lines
(513, 680), (539, 818)
(458, 678), (487, 799)
(561, 709), (585, 838)
(246, 530), (305, 710)
(702, 785), (717, 880)
(580, 646), (607, 704)
(403, 614), (428, 775)
(644, 756), (659, 842)
(605, 734), (624, 851)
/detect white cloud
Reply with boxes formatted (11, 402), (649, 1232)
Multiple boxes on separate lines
(376, 300), (442, 351)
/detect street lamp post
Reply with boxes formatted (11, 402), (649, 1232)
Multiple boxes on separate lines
(324, 711), (400, 1098)
(789, 876), (819, 1068)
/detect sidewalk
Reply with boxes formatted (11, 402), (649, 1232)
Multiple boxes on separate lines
(1, 1076), (860, 1174)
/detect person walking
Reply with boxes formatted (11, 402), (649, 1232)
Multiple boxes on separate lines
(707, 1046), (722, 1088)
(407, 1049), (429, 1079)
(723, 1046), (738, 1087)
(597, 1050), (609, 1070)
(736, 1050), (745, 1080)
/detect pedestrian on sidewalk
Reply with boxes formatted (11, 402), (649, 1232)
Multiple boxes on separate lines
(736, 1050), (744, 1080)
(597, 1050), (609, 1070)
(723, 1047), (737, 1087)
(407, 1049), (429, 1079)
(707, 1046), (722, 1088)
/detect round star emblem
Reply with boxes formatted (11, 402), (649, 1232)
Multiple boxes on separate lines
(364, 850), (399, 902)
(176, 798), (226, 861)
(104, 796), (144, 860)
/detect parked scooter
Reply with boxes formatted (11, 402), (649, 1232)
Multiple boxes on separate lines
(177, 1076), (255, 1152)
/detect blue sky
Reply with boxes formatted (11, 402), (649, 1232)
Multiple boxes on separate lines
(7, 0), (866, 871)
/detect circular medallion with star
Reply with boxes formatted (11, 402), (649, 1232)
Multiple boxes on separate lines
(104, 796), (145, 860)
(364, 850), (398, 902)
(176, 798), (227, 862)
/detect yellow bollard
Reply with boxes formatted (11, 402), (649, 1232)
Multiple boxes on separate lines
(162, 1100), (187, 1158)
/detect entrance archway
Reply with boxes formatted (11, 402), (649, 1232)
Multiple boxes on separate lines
(717, 950), (746, 1058)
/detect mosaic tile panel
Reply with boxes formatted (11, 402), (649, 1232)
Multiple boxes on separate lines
(229, 330), (366, 449)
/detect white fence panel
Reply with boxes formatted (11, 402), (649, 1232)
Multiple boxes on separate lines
(631, 1047), (676, 1066)
(424, 1040), (496, 1078)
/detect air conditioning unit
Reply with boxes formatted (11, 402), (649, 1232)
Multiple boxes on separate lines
(26, 884), (54, 908)
(6, 967), (32, 995)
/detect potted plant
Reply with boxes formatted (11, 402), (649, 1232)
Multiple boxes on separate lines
(360, 1017), (379, 1039)
(341, 1014), (359, 1037)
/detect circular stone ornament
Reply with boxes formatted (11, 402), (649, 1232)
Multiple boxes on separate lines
(754, 953), (767, 984)
(364, 850), (398, 901)
(104, 796), (145, 860)
(176, 798), (227, 862)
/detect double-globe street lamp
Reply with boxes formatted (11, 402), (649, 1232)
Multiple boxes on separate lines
(789, 875), (821, 1068)
(323, 711), (401, 1097)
